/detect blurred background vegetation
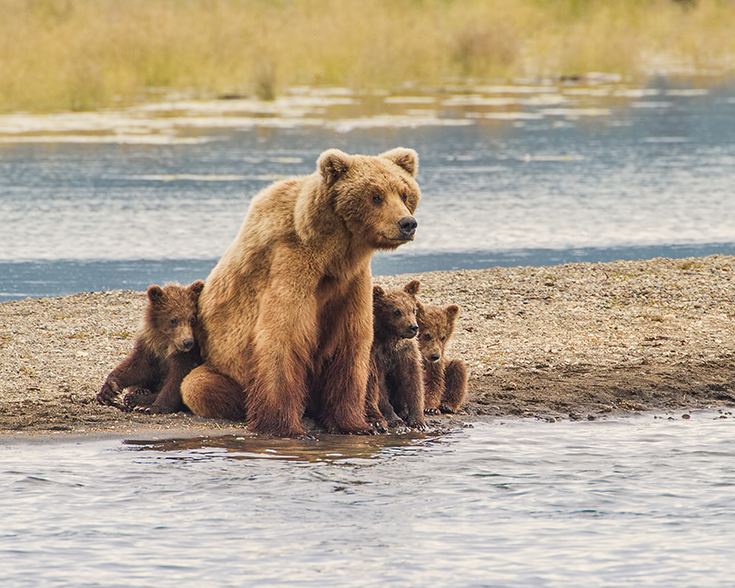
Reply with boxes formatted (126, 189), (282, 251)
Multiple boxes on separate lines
(1, 0), (734, 113)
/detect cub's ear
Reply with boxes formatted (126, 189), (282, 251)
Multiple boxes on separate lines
(380, 147), (418, 177)
(416, 300), (426, 321)
(146, 285), (164, 303)
(373, 285), (385, 300)
(188, 280), (205, 297)
(318, 149), (352, 184)
(404, 279), (420, 296)
(445, 304), (460, 323)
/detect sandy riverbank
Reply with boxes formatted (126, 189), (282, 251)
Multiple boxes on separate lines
(1, 254), (734, 439)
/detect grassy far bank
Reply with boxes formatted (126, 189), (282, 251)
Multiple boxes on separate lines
(1, 0), (734, 113)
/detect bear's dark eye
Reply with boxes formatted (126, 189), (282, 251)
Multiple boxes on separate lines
(440, 336), (446, 341)
(401, 193), (408, 203)
(190, 317), (196, 326)
(423, 333), (432, 340)
(372, 194), (383, 204)
(170, 317), (178, 326)
(393, 309), (401, 318)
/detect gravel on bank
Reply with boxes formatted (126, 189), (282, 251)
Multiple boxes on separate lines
(1, 255), (734, 439)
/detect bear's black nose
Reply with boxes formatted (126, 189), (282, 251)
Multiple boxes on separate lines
(397, 216), (417, 239)
(182, 338), (195, 351)
(430, 353), (441, 362)
(409, 324), (419, 336)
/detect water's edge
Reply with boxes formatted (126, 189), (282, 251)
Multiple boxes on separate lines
(3, 242), (735, 302)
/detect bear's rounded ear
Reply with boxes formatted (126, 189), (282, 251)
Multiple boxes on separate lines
(445, 305), (460, 322)
(147, 285), (164, 303)
(318, 149), (351, 184)
(404, 280), (420, 296)
(373, 285), (385, 300)
(188, 280), (205, 297)
(380, 147), (418, 177)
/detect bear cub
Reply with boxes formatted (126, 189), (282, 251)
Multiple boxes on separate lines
(97, 280), (205, 414)
(416, 302), (468, 414)
(366, 280), (425, 431)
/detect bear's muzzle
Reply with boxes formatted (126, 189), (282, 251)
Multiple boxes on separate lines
(397, 216), (418, 240)
(402, 323), (419, 339)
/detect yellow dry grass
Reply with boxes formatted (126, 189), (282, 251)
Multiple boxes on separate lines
(1, 0), (734, 113)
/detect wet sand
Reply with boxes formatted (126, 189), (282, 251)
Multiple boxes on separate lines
(1, 254), (734, 439)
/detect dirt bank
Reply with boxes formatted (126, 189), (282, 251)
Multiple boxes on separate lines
(1, 255), (734, 439)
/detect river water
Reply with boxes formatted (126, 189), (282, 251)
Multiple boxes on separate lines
(1, 79), (735, 300)
(2, 415), (734, 587)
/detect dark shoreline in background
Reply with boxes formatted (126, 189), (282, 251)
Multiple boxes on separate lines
(2, 241), (735, 302)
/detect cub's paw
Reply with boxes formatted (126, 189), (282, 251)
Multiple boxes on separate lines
(97, 379), (122, 406)
(133, 405), (172, 415)
(123, 388), (157, 411)
(424, 407), (441, 416)
(439, 404), (456, 414)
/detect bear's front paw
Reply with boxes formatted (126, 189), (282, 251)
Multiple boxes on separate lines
(370, 420), (387, 434)
(424, 407), (441, 416)
(439, 404), (456, 414)
(387, 415), (406, 429)
(329, 422), (373, 435)
(404, 414), (426, 430)
(97, 380), (121, 405)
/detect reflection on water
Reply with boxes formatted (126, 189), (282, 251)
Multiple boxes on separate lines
(124, 431), (434, 464)
(2, 416), (735, 587)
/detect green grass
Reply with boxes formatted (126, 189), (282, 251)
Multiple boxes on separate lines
(1, 0), (734, 113)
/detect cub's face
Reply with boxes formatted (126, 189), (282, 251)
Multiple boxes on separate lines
(146, 281), (204, 355)
(373, 280), (421, 340)
(417, 304), (459, 363)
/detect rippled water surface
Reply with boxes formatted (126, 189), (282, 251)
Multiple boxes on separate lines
(2, 416), (734, 587)
(1, 80), (735, 299)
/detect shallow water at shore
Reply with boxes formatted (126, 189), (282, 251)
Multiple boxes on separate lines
(2, 416), (734, 587)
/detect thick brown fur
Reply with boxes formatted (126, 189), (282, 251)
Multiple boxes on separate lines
(97, 281), (205, 414)
(181, 148), (420, 436)
(416, 302), (468, 414)
(365, 280), (425, 431)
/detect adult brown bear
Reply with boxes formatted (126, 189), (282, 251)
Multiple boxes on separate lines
(182, 148), (420, 436)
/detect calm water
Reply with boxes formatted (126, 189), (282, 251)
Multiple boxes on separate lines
(2, 416), (734, 587)
(1, 79), (735, 300)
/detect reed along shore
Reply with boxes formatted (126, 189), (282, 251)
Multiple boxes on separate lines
(2, 0), (735, 114)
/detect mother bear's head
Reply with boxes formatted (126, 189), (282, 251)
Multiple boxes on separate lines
(295, 147), (420, 249)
